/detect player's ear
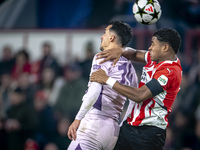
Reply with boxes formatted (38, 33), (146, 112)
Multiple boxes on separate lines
(110, 35), (115, 42)
(163, 43), (170, 52)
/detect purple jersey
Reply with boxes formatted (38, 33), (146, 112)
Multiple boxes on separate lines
(69, 51), (138, 150)
(76, 53), (138, 121)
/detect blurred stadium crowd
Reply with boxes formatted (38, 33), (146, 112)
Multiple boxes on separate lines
(0, 41), (94, 150)
(0, 0), (200, 150)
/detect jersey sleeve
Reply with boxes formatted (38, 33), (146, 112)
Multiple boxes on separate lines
(153, 67), (175, 90)
(75, 82), (102, 120)
(90, 54), (110, 75)
(145, 51), (151, 64)
(75, 54), (111, 120)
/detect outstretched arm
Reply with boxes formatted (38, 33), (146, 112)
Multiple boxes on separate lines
(96, 47), (147, 65)
(122, 48), (147, 64)
(90, 69), (153, 103)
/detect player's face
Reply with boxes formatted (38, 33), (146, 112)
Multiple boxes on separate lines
(148, 36), (163, 62)
(100, 25), (112, 51)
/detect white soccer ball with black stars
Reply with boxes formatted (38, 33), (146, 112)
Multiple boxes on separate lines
(132, 0), (162, 25)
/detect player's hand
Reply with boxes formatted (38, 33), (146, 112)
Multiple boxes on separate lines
(96, 48), (123, 66)
(90, 69), (109, 84)
(68, 119), (81, 141)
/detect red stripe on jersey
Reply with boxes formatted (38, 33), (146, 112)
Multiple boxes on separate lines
(149, 101), (155, 116)
(131, 99), (151, 126)
(165, 110), (170, 127)
(128, 103), (135, 123)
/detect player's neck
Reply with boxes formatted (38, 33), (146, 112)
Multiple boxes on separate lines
(157, 55), (176, 63)
(106, 43), (121, 50)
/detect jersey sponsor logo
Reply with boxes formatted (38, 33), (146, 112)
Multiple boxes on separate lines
(93, 64), (101, 70)
(141, 66), (153, 84)
(158, 75), (168, 86)
(141, 68), (148, 83)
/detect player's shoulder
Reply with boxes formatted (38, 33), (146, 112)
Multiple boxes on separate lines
(93, 53), (112, 67)
(156, 61), (182, 81)
(93, 53), (104, 64)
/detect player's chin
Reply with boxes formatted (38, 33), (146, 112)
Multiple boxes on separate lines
(150, 57), (155, 61)
(100, 46), (104, 51)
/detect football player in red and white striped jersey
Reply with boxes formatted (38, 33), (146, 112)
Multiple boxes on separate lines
(91, 28), (182, 150)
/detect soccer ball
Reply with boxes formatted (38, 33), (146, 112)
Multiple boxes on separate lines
(132, 0), (162, 25)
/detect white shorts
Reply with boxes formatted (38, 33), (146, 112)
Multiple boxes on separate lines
(68, 109), (120, 150)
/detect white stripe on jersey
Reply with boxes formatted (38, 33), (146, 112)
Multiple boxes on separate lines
(144, 100), (154, 119)
(131, 103), (142, 123)
(154, 90), (167, 106)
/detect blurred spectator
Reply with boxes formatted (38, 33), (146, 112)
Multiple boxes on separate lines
(33, 90), (56, 150)
(54, 63), (87, 120)
(37, 67), (65, 106)
(181, 49), (200, 113)
(0, 73), (14, 119)
(192, 119), (200, 149)
(167, 107), (196, 150)
(11, 49), (31, 81)
(172, 74), (190, 111)
(38, 42), (62, 79)
(0, 73), (14, 150)
(4, 88), (37, 150)
(16, 73), (38, 105)
(44, 142), (58, 150)
(38, 67), (56, 91)
(24, 139), (39, 150)
(0, 45), (15, 75)
(30, 61), (41, 84)
(48, 75), (65, 106)
(53, 117), (71, 149)
(78, 41), (95, 81)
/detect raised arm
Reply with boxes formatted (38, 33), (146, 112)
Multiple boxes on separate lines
(122, 47), (147, 63)
(96, 47), (147, 65)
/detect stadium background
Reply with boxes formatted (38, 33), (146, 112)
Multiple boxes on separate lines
(0, 0), (200, 150)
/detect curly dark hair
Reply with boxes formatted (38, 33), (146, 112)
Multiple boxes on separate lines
(108, 20), (132, 47)
(153, 28), (181, 54)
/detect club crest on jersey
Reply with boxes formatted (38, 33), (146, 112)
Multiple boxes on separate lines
(158, 75), (168, 86)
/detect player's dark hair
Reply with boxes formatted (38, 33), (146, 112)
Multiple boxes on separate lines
(108, 20), (132, 47)
(153, 28), (181, 54)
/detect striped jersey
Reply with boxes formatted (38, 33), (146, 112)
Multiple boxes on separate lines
(127, 51), (182, 129)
